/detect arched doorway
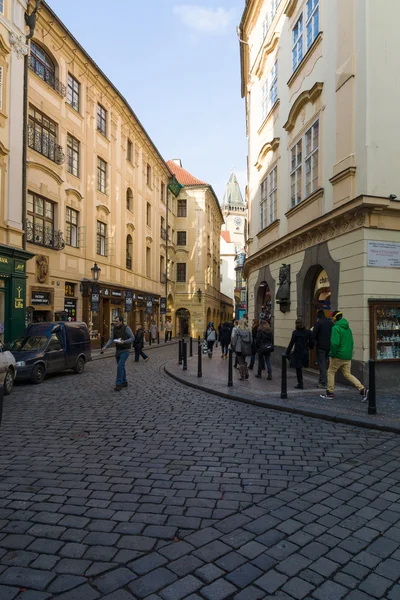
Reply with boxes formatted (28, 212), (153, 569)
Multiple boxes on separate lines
(310, 268), (332, 370)
(176, 308), (190, 336)
(256, 282), (273, 324)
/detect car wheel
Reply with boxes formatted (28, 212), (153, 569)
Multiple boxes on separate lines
(3, 368), (14, 396)
(74, 357), (85, 374)
(30, 364), (46, 384)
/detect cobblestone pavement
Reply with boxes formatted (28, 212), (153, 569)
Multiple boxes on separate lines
(0, 345), (399, 599)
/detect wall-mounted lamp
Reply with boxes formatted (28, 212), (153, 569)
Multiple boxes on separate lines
(196, 288), (202, 303)
(91, 262), (101, 282)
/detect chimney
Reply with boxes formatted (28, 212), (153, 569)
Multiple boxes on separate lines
(172, 158), (182, 167)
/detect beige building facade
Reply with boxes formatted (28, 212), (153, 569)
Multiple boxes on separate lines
(240, 0), (400, 387)
(166, 160), (233, 338)
(25, 1), (173, 345)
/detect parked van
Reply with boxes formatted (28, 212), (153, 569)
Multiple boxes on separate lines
(11, 322), (91, 384)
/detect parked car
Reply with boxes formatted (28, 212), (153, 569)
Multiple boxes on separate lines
(0, 341), (17, 395)
(11, 321), (91, 384)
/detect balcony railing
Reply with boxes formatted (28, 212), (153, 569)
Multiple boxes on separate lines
(26, 221), (65, 251)
(28, 126), (65, 165)
(160, 272), (167, 284)
(160, 227), (167, 241)
(29, 56), (67, 97)
(126, 257), (132, 270)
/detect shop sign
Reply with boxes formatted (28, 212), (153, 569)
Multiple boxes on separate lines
(160, 297), (167, 314)
(65, 282), (75, 297)
(15, 286), (24, 309)
(368, 241), (400, 268)
(0, 255), (11, 273)
(90, 285), (100, 312)
(137, 295), (144, 301)
(112, 290), (122, 298)
(146, 296), (153, 314)
(32, 291), (50, 305)
(125, 290), (133, 313)
(15, 260), (25, 273)
(102, 288), (110, 297)
(64, 299), (76, 308)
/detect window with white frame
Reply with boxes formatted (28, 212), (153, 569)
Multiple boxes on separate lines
(261, 59), (278, 121)
(260, 176), (268, 231)
(0, 1), (3, 14)
(290, 119), (319, 207)
(305, 120), (319, 197)
(292, 14), (303, 72)
(290, 140), (302, 208)
(292, 1), (319, 72)
(306, 0), (319, 49)
(260, 166), (278, 231)
(261, 0), (281, 41)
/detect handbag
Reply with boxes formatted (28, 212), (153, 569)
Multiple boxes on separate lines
(261, 342), (274, 354)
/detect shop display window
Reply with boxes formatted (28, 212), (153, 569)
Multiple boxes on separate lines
(369, 301), (400, 361)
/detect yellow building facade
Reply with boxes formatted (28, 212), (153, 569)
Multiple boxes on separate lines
(25, 1), (173, 345)
(240, 0), (400, 388)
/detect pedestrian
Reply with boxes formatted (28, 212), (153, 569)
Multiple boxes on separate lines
(149, 321), (157, 343)
(217, 322), (222, 348)
(205, 322), (216, 357)
(165, 319), (173, 342)
(101, 315), (135, 391)
(320, 311), (368, 401)
(313, 309), (334, 389)
(248, 318), (259, 370)
(231, 318), (252, 380)
(219, 322), (231, 358)
(231, 319), (239, 368)
(285, 318), (314, 389)
(134, 326), (150, 363)
(255, 319), (273, 380)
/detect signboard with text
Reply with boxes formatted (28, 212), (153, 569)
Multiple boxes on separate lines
(31, 291), (50, 306)
(146, 297), (153, 314)
(160, 297), (166, 314)
(90, 285), (100, 312)
(125, 290), (133, 313)
(368, 241), (400, 268)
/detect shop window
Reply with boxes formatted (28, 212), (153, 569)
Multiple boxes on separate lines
(67, 73), (80, 112)
(97, 221), (107, 256)
(97, 157), (107, 193)
(126, 235), (133, 270)
(177, 199), (187, 217)
(27, 192), (59, 249)
(177, 263), (186, 282)
(126, 187), (133, 211)
(177, 231), (186, 246)
(127, 139), (133, 163)
(28, 105), (63, 165)
(66, 207), (79, 248)
(67, 134), (80, 177)
(97, 103), (107, 136)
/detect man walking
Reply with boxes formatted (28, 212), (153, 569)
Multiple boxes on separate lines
(313, 309), (333, 389)
(134, 326), (150, 362)
(320, 311), (368, 401)
(101, 316), (135, 391)
(165, 319), (173, 342)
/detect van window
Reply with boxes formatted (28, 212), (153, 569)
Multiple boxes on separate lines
(48, 334), (62, 352)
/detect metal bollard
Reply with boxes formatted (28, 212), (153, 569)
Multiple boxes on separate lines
(198, 335), (200, 344)
(0, 384), (3, 428)
(183, 341), (187, 370)
(368, 358), (377, 414)
(197, 342), (202, 378)
(228, 348), (233, 387)
(101, 335), (105, 349)
(281, 353), (288, 399)
(178, 339), (182, 365)
(189, 337), (193, 357)
(149, 334), (152, 346)
(157, 332), (160, 345)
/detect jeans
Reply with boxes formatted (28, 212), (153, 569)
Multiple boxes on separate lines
(116, 351), (129, 385)
(256, 353), (269, 374)
(327, 358), (364, 393)
(165, 331), (172, 342)
(221, 344), (229, 356)
(316, 348), (330, 386)
(207, 341), (215, 355)
(135, 348), (148, 362)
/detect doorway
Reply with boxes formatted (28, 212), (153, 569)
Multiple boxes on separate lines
(176, 308), (190, 336)
(310, 268), (331, 369)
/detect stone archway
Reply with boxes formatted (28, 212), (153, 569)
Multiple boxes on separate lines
(254, 265), (276, 321)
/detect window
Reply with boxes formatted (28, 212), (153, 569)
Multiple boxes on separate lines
(126, 188), (133, 211)
(97, 157), (107, 193)
(0, 1), (3, 13)
(261, 0), (280, 40)
(261, 59), (278, 121)
(260, 177), (268, 231)
(66, 207), (79, 248)
(146, 202), (151, 227)
(127, 139), (133, 163)
(160, 217), (167, 240)
(292, 1), (319, 72)
(160, 256), (166, 283)
(30, 41), (55, 89)
(146, 163), (152, 186)
(67, 134), (80, 177)
(27, 193), (56, 248)
(161, 182), (166, 203)
(177, 263), (186, 282)
(126, 235), (133, 270)
(28, 106), (62, 164)
(268, 167), (277, 224)
(177, 199), (187, 217)
(292, 14), (303, 72)
(97, 221), (107, 256)
(67, 74), (80, 112)
(97, 104), (107, 136)
(0, 66), (3, 111)
(146, 247), (151, 278)
(177, 231), (187, 246)
(290, 119), (319, 207)
(306, 0), (319, 49)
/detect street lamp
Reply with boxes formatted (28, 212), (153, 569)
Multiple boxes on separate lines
(196, 288), (202, 303)
(91, 262), (101, 282)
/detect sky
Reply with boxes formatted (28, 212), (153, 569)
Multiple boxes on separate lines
(46, 0), (247, 202)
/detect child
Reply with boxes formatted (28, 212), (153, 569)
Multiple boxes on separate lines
(286, 318), (314, 389)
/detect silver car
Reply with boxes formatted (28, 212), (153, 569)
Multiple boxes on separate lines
(0, 341), (16, 395)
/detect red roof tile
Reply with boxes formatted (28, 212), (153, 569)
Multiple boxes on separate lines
(221, 231), (232, 243)
(167, 160), (208, 186)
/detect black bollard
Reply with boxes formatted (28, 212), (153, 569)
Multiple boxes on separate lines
(281, 353), (288, 399)
(149, 333), (152, 346)
(101, 335), (105, 349)
(228, 348), (233, 387)
(157, 332), (160, 345)
(178, 339), (182, 365)
(183, 341), (187, 370)
(368, 358), (377, 414)
(197, 342), (202, 378)
(189, 337), (193, 357)
(0, 384), (3, 428)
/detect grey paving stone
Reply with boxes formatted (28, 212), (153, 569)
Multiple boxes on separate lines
(159, 541), (194, 560)
(312, 580), (348, 599)
(281, 576), (315, 599)
(92, 567), (136, 594)
(48, 574), (88, 593)
(59, 543), (88, 558)
(55, 583), (100, 599)
(200, 577), (238, 600)
(143, 525), (177, 539)
(300, 541), (329, 560)
(168, 554), (204, 576)
(0, 566), (56, 590)
(254, 569), (288, 593)
(117, 535), (157, 552)
(27, 538), (64, 554)
(215, 551), (247, 572)
(233, 585), (265, 599)
(367, 537), (399, 558)
(225, 563), (263, 588)
(275, 553), (312, 577)
(237, 540), (266, 559)
(359, 573), (393, 597)
(1, 551), (38, 567)
(1, 535), (34, 550)
(195, 563), (225, 583)
(0, 585), (19, 600)
(193, 540), (232, 562)
(54, 558), (91, 574)
(101, 591), (135, 600)
(184, 527), (223, 547)
(128, 567), (177, 598)
(159, 574), (202, 600)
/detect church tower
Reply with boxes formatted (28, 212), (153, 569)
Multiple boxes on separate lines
(221, 172), (247, 246)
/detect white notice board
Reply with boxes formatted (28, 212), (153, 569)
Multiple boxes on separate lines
(367, 241), (400, 268)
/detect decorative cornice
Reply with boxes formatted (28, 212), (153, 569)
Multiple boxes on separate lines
(146, 235), (153, 244)
(126, 222), (135, 232)
(283, 82), (324, 132)
(0, 141), (9, 156)
(27, 160), (63, 185)
(9, 32), (27, 59)
(96, 204), (110, 216)
(65, 188), (83, 201)
(285, 188), (324, 219)
(255, 137), (280, 171)
(284, 0), (299, 18)
(329, 166), (357, 186)
(255, 32), (280, 79)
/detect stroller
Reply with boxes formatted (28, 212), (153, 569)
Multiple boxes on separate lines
(203, 340), (209, 354)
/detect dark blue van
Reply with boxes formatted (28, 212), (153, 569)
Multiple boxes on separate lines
(11, 322), (91, 384)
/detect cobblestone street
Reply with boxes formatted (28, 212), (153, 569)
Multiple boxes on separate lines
(0, 345), (399, 599)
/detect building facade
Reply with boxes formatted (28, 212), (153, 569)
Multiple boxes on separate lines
(166, 160), (233, 338)
(240, 0), (400, 387)
(25, 1), (172, 345)
(220, 172), (247, 318)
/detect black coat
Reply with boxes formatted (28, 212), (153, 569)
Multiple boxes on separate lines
(255, 327), (273, 354)
(134, 330), (144, 350)
(219, 324), (232, 345)
(286, 329), (314, 369)
(313, 317), (334, 351)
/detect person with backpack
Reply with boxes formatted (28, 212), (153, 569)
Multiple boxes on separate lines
(313, 309), (334, 389)
(205, 322), (217, 358)
(101, 315), (135, 391)
(254, 319), (273, 380)
(231, 318), (252, 380)
(285, 318), (314, 389)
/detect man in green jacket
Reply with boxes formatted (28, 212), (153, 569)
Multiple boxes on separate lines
(320, 311), (368, 402)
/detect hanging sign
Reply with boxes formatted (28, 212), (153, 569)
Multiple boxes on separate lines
(90, 285), (100, 312)
(125, 290), (133, 313)
(145, 296), (153, 314)
(160, 297), (167, 314)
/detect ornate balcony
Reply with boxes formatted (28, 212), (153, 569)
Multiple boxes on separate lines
(28, 126), (65, 165)
(29, 56), (67, 97)
(26, 221), (65, 251)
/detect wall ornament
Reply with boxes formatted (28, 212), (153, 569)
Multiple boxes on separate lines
(36, 255), (49, 284)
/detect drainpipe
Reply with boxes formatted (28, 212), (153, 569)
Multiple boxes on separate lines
(22, 0), (40, 250)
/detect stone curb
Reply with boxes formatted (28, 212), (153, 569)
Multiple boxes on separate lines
(164, 364), (400, 435)
(92, 340), (179, 361)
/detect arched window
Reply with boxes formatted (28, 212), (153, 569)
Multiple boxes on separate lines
(126, 235), (133, 270)
(29, 41), (65, 97)
(126, 188), (133, 211)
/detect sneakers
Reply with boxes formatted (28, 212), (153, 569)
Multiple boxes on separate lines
(320, 391), (334, 399)
(144, 357), (150, 362)
(360, 388), (369, 403)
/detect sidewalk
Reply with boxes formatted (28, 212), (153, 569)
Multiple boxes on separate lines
(165, 347), (400, 434)
(91, 338), (178, 360)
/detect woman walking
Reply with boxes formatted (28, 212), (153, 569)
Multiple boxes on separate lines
(134, 326), (150, 362)
(248, 318), (259, 371)
(285, 318), (314, 389)
(231, 318), (252, 380)
(219, 322), (231, 358)
(255, 319), (273, 379)
(205, 322), (217, 358)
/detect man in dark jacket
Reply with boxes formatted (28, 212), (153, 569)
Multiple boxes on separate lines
(313, 310), (333, 389)
(101, 316), (135, 391)
(134, 327), (150, 363)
